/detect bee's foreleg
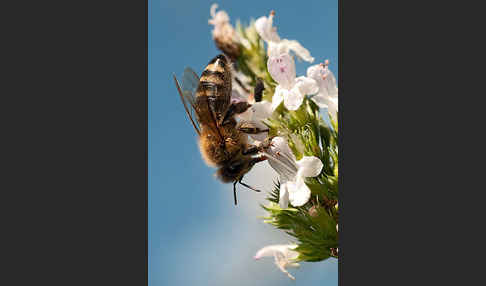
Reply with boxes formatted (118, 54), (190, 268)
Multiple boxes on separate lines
(242, 144), (260, 155)
(220, 102), (252, 125)
(254, 78), (264, 102)
(250, 155), (267, 165)
(237, 121), (269, 134)
(257, 135), (276, 151)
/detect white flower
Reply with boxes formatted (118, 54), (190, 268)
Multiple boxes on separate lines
(255, 11), (314, 62)
(267, 53), (318, 111)
(264, 137), (323, 208)
(238, 99), (272, 141)
(254, 244), (300, 280)
(307, 61), (338, 118)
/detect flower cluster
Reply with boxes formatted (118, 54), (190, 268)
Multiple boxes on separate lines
(208, 4), (339, 280)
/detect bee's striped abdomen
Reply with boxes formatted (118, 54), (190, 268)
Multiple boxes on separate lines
(196, 54), (231, 98)
(195, 54), (232, 123)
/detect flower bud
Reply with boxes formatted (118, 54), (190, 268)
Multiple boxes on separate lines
(308, 205), (319, 217)
(208, 4), (241, 61)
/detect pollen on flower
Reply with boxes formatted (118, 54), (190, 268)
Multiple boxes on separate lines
(270, 10), (275, 17)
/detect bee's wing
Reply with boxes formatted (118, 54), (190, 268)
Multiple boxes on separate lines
(173, 67), (202, 136)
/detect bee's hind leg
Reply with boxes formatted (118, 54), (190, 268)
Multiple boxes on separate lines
(254, 78), (264, 102)
(242, 145), (260, 155)
(233, 177), (262, 206)
(238, 177), (261, 193)
(241, 135), (275, 156)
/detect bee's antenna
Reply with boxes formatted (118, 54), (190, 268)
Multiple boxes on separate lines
(233, 181), (238, 205)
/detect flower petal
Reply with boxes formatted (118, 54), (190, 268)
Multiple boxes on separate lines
(267, 41), (285, 58)
(327, 97), (338, 118)
(208, 4), (230, 29)
(283, 87), (304, 111)
(325, 70), (338, 98)
(307, 64), (338, 98)
(254, 244), (298, 260)
(271, 86), (285, 111)
(306, 64), (322, 81)
(250, 100), (273, 120)
(287, 177), (311, 207)
(279, 183), (290, 209)
(280, 39), (314, 63)
(274, 254), (296, 280)
(255, 244), (300, 281)
(267, 53), (296, 89)
(270, 137), (295, 161)
(295, 76), (319, 96)
(266, 136), (298, 182)
(255, 14), (280, 42)
(310, 93), (329, 109)
(296, 156), (323, 178)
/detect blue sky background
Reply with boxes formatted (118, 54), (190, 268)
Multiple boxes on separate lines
(149, 1), (338, 285)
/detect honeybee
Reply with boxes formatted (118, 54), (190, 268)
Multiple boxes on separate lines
(173, 54), (270, 205)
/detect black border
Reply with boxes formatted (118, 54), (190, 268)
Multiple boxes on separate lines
(145, 0), (149, 283)
(3, 1), (148, 285)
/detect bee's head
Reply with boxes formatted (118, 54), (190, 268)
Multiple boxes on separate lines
(216, 159), (252, 183)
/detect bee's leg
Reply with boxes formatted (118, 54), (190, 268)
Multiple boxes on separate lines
(258, 135), (276, 151)
(237, 121), (269, 135)
(233, 176), (262, 206)
(242, 144), (259, 155)
(250, 155), (267, 164)
(241, 136), (275, 155)
(254, 78), (264, 102)
(233, 181), (238, 205)
(238, 177), (261, 193)
(220, 102), (252, 125)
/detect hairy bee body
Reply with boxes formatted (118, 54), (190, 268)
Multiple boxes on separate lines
(174, 54), (269, 204)
(194, 55), (251, 180)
